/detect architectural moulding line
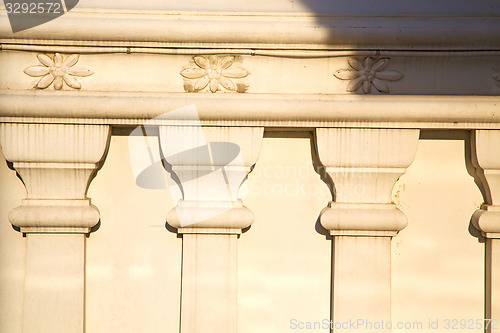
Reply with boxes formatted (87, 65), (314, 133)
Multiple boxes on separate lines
(0, 91), (499, 129)
(5, 118), (500, 130)
(3, 43), (500, 58)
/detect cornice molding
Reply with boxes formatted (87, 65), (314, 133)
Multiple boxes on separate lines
(1, 9), (500, 50)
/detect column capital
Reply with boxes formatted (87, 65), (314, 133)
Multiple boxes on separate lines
(159, 125), (263, 234)
(316, 127), (419, 237)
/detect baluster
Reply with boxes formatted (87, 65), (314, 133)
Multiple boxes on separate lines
(0, 123), (110, 333)
(316, 128), (419, 332)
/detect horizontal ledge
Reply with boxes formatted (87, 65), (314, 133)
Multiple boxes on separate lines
(1, 10), (500, 49)
(0, 90), (499, 129)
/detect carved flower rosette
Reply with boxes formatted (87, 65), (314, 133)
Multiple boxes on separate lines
(180, 55), (248, 93)
(24, 53), (93, 90)
(494, 72), (500, 83)
(334, 57), (404, 94)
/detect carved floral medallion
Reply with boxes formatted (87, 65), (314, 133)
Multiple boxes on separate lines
(24, 53), (94, 90)
(180, 55), (248, 93)
(494, 72), (500, 83)
(334, 57), (404, 94)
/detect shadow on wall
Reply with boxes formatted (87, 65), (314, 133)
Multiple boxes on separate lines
(309, 133), (334, 241)
(78, 0), (500, 14)
(292, 0), (500, 96)
(292, 0), (500, 14)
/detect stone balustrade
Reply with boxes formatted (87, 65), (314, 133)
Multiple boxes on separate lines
(0, 2), (499, 332)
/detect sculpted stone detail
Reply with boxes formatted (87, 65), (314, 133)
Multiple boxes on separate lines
(180, 55), (248, 93)
(494, 72), (500, 83)
(334, 57), (404, 94)
(24, 53), (94, 90)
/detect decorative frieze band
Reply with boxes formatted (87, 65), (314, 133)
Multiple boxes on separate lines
(14, 52), (500, 95)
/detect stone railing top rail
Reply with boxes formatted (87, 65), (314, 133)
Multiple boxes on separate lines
(0, 91), (498, 129)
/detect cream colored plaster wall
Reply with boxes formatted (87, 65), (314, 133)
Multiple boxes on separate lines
(85, 134), (181, 333)
(392, 133), (484, 332)
(239, 133), (332, 333)
(0, 132), (485, 332)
